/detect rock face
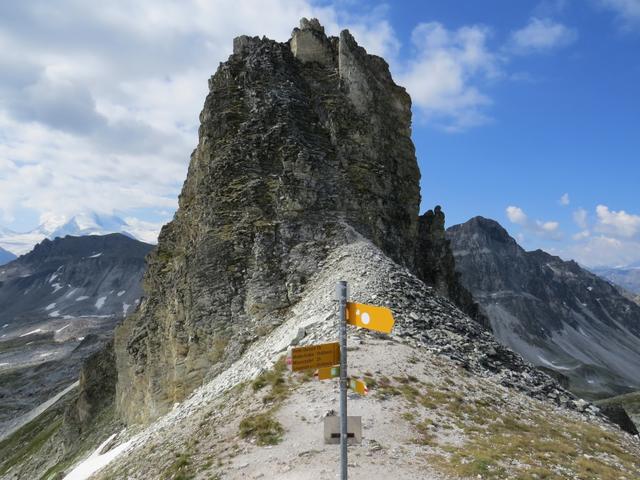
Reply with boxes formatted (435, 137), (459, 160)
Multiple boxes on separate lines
(64, 340), (117, 436)
(0, 234), (152, 434)
(447, 216), (640, 399)
(415, 206), (485, 325)
(115, 18), (420, 424)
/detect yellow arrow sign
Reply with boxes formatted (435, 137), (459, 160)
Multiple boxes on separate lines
(288, 342), (340, 372)
(314, 366), (340, 380)
(349, 378), (369, 396)
(346, 302), (395, 334)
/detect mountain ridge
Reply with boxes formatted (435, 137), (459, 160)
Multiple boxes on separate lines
(447, 215), (640, 399)
(0, 233), (153, 436)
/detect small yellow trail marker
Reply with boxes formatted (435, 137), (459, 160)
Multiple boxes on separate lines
(315, 366), (340, 380)
(349, 378), (369, 396)
(288, 342), (340, 372)
(345, 302), (395, 334)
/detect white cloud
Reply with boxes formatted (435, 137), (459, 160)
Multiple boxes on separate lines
(398, 22), (499, 132)
(559, 193), (570, 206)
(595, 204), (640, 238)
(509, 17), (577, 52)
(564, 234), (640, 267)
(506, 205), (562, 239)
(573, 230), (591, 241)
(536, 220), (560, 232)
(506, 205), (528, 225)
(560, 204), (640, 267)
(0, 0), (400, 231)
(597, 0), (640, 29)
(573, 208), (589, 229)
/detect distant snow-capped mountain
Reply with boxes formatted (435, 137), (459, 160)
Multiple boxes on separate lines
(0, 213), (148, 256)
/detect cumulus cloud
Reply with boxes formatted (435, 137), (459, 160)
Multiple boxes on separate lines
(506, 206), (528, 225)
(573, 208), (589, 229)
(398, 22), (499, 132)
(509, 17), (578, 53)
(559, 193), (570, 206)
(595, 204), (640, 238)
(505, 205), (562, 239)
(561, 204), (640, 267)
(564, 235), (640, 267)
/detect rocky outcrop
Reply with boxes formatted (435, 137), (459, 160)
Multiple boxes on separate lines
(64, 340), (117, 436)
(115, 18), (420, 424)
(447, 216), (640, 399)
(597, 404), (639, 436)
(415, 206), (486, 325)
(0, 234), (152, 434)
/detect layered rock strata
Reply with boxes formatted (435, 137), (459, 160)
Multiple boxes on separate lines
(115, 18), (421, 423)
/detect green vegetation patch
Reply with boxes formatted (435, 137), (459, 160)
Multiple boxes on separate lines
(239, 412), (284, 446)
(0, 407), (63, 476)
(162, 452), (195, 480)
(375, 374), (640, 479)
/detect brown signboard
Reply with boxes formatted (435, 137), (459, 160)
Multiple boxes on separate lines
(288, 342), (340, 372)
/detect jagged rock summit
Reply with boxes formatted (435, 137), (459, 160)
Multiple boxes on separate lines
(115, 18), (421, 423)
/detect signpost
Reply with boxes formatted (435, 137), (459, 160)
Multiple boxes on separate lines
(288, 342), (340, 372)
(349, 378), (369, 396)
(289, 281), (395, 480)
(346, 302), (395, 334)
(337, 281), (349, 480)
(314, 366), (340, 380)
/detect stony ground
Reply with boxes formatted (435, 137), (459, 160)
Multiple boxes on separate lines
(75, 239), (640, 480)
(3, 239), (638, 479)
(92, 335), (640, 480)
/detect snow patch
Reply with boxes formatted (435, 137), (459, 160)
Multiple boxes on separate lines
(123, 303), (130, 316)
(20, 329), (43, 337)
(87, 252), (102, 259)
(65, 288), (79, 298)
(56, 324), (70, 333)
(537, 355), (572, 371)
(52, 282), (63, 293)
(45, 303), (56, 311)
(2, 324), (7, 328)
(63, 432), (133, 480)
(76, 296), (90, 301)
(117, 290), (126, 297)
(95, 296), (107, 309)
(49, 311), (60, 318)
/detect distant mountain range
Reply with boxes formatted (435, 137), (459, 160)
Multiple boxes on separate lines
(591, 263), (640, 299)
(447, 217), (640, 400)
(0, 212), (145, 256)
(0, 246), (16, 266)
(0, 233), (153, 436)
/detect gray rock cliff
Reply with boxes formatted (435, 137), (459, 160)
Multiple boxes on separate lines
(415, 205), (486, 325)
(447, 216), (640, 399)
(114, 18), (421, 424)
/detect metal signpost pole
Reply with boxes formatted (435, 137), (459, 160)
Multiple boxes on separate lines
(338, 280), (348, 480)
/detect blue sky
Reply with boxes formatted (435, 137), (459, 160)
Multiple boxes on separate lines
(0, 0), (638, 266)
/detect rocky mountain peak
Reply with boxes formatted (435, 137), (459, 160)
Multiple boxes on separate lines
(115, 19), (420, 424)
(448, 216), (640, 398)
